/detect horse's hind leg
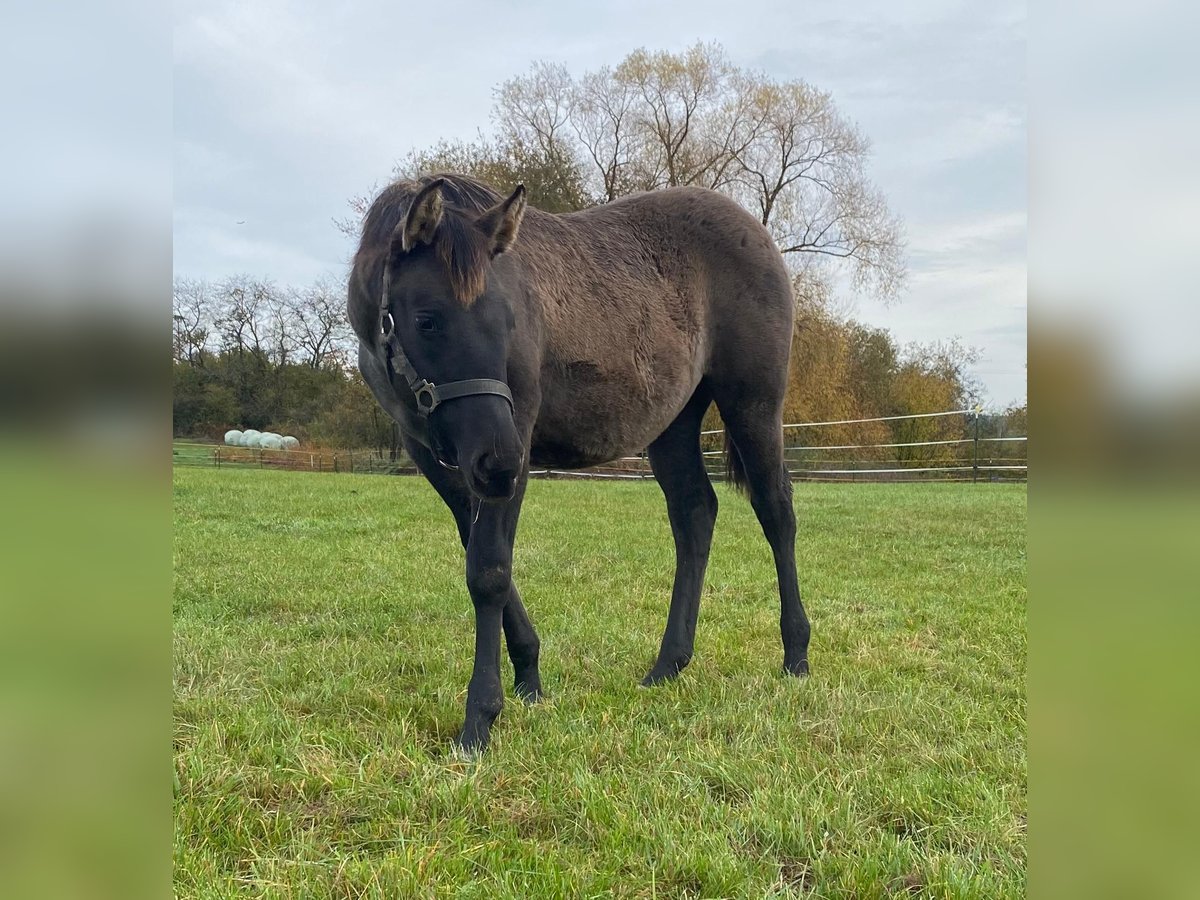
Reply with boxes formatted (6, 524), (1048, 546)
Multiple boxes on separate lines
(712, 400), (811, 676)
(642, 384), (718, 686)
(501, 587), (542, 701)
(405, 438), (543, 702)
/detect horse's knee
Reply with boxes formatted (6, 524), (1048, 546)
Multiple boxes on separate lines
(467, 562), (511, 604)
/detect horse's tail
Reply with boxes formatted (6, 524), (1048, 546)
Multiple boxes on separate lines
(723, 432), (749, 495)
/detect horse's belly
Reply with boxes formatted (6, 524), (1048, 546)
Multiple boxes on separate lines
(529, 371), (695, 469)
(528, 429), (646, 469)
(528, 440), (617, 470)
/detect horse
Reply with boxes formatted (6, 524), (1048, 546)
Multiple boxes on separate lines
(347, 173), (810, 751)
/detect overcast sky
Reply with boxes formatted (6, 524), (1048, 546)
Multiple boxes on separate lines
(174, 0), (1026, 407)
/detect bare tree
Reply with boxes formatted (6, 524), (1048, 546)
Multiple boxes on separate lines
(214, 275), (273, 356)
(610, 43), (736, 189)
(353, 41), (906, 305)
(726, 77), (905, 300)
(172, 277), (211, 365)
(264, 285), (299, 366)
(335, 188), (376, 240)
(494, 61), (576, 163)
(572, 67), (642, 202)
(496, 44), (906, 303)
(290, 277), (351, 369)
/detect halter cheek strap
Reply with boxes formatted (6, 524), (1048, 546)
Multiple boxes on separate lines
(378, 276), (514, 418)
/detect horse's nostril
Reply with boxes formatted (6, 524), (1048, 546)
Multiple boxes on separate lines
(472, 451), (518, 496)
(474, 451), (495, 478)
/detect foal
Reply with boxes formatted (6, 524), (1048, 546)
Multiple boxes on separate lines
(348, 174), (810, 750)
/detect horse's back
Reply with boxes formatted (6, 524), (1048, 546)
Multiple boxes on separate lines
(520, 187), (794, 465)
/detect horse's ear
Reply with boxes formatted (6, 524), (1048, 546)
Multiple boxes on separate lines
(477, 185), (527, 256)
(398, 178), (446, 252)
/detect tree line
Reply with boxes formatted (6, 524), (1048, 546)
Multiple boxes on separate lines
(172, 275), (397, 453)
(172, 271), (1022, 460)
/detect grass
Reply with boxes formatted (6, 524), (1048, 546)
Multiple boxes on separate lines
(173, 467), (1026, 899)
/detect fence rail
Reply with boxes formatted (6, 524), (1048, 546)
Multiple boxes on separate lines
(172, 442), (421, 476)
(174, 409), (1026, 484)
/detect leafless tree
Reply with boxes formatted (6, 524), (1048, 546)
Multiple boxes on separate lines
(214, 275), (273, 356)
(610, 43), (734, 189)
(348, 42), (905, 306)
(494, 61), (576, 163)
(572, 67), (643, 202)
(264, 285), (299, 366)
(495, 43), (907, 304)
(290, 277), (351, 369)
(172, 277), (211, 365)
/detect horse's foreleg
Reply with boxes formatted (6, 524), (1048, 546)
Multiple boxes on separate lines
(503, 588), (542, 701)
(406, 437), (542, 707)
(458, 477), (527, 752)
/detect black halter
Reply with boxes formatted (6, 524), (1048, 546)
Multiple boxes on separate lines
(378, 273), (514, 419)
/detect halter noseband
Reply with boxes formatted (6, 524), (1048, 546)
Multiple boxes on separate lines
(378, 273), (514, 419)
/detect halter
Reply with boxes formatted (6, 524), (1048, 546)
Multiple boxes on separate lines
(378, 270), (514, 420)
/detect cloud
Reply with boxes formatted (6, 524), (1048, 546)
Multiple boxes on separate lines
(893, 107), (1024, 167)
(908, 211), (1026, 259)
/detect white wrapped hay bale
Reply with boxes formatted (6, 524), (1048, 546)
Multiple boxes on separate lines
(281, 435), (300, 450)
(260, 433), (283, 450)
(224, 430), (243, 446)
(241, 429), (262, 448)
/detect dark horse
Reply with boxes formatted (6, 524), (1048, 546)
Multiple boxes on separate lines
(348, 173), (810, 750)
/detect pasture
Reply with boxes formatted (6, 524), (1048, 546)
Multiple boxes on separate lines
(173, 468), (1026, 898)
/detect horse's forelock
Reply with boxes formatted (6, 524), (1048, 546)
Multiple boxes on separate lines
(357, 173), (499, 307)
(432, 214), (490, 304)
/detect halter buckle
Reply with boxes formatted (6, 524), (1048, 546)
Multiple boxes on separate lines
(413, 381), (438, 415)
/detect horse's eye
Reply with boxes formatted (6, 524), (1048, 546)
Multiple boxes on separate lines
(414, 315), (439, 334)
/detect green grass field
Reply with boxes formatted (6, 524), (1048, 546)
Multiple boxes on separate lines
(173, 468), (1026, 899)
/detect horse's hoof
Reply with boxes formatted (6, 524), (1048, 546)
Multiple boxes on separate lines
(455, 710), (498, 754)
(450, 740), (484, 761)
(784, 657), (810, 677)
(515, 680), (544, 704)
(453, 729), (489, 756)
(640, 651), (692, 687)
(639, 669), (679, 688)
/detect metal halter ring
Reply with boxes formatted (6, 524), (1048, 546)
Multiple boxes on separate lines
(413, 381), (439, 413)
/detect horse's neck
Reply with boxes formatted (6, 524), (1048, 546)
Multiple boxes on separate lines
(516, 214), (640, 334)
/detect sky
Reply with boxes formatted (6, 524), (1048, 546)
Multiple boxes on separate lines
(174, 0), (1027, 407)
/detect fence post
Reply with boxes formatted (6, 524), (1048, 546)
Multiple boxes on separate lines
(214, 447), (221, 468)
(972, 406), (981, 483)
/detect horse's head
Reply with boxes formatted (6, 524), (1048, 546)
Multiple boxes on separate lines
(378, 177), (528, 500)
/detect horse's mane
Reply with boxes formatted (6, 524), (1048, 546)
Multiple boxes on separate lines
(356, 173), (503, 305)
